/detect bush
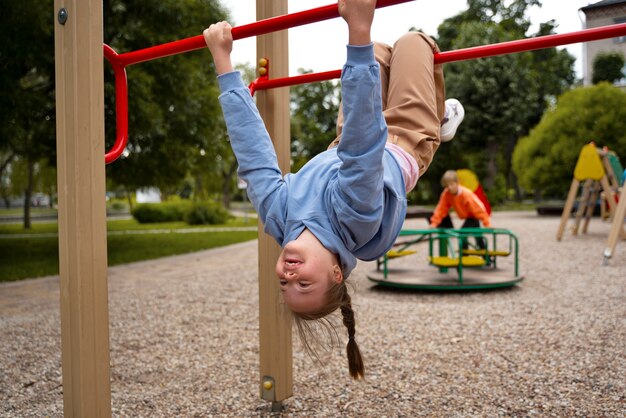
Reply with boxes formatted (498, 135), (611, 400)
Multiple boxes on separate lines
(184, 202), (232, 225)
(109, 201), (127, 212)
(513, 83), (626, 196)
(132, 202), (190, 223)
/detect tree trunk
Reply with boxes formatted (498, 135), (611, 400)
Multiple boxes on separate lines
(505, 134), (521, 201)
(221, 182), (231, 209)
(509, 171), (523, 201)
(48, 186), (55, 209)
(23, 158), (34, 229)
(125, 187), (134, 211)
(0, 152), (15, 209)
(485, 140), (499, 191)
(0, 151), (15, 176)
(221, 161), (238, 209)
(194, 175), (203, 202)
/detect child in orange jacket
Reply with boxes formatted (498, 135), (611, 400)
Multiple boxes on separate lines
(430, 170), (491, 249)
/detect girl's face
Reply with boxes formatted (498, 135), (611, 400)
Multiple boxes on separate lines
(275, 229), (343, 314)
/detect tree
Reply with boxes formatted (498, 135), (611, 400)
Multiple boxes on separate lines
(103, 0), (229, 199)
(428, 0), (575, 203)
(0, 151), (15, 208)
(186, 62), (256, 209)
(592, 51), (625, 85)
(512, 83), (626, 197)
(0, 1), (56, 227)
(290, 71), (340, 172)
(437, 0), (541, 49)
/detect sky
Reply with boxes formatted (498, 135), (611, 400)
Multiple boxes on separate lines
(219, 0), (595, 78)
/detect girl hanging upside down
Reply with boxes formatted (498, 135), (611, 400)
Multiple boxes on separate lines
(203, 0), (464, 380)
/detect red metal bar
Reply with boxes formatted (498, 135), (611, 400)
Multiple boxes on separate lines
(105, 16), (626, 164)
(249, 70), (342, 95)
(104, 0), (416, 164)
(103, 45), (129, 165)
(115, 0), (415, 67)
(249, 22), (626, 93)
(435, 22), (626, 64)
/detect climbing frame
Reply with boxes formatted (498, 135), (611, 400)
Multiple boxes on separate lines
(556, 143), (623, 240)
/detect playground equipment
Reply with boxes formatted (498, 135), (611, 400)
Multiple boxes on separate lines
(104, 18), (626, 164)
(604, 181), (626, 264)
(369, 169), (520, 290)
(368, 227), (523, 290)
(600, 150), (625, 219)
(103, 0), (415, 164)
(456, 168), (492, 215)
(54, 0), (626, 414)
(556, 142), (625, 263)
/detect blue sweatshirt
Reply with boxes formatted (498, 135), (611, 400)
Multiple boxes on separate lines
(217, 43), (407, 277)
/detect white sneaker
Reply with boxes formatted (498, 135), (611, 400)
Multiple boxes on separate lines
(440, 99), (465, 142)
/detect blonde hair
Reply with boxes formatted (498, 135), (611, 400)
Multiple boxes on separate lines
(441, 169), (458, 187)
(291, 279), (364, 380)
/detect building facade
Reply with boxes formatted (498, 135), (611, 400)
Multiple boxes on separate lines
(581, 0), (626, 88)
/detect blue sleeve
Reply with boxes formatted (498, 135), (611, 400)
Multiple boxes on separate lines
(332, 44), (388, 236)
(217, 71), (284, 224)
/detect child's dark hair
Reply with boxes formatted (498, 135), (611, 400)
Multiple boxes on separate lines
(292, 280), (364, 380)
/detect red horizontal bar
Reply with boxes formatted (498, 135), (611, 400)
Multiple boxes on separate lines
(105, 0), (416, 164)
(105, 15), (626, 164)
(435, 22), (626, 64)
(250, 22), (626, 93)
(250, 70), (342, 95)
(115, 0), (415, 67)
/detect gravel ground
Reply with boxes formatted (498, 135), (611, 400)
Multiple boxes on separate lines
(1, 211), (624, 417)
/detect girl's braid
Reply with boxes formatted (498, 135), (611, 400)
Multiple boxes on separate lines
(340, 286), (364, 379)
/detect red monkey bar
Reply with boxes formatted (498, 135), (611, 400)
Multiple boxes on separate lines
(104, 2), (626, 164)
(248, 22), (626, 93)
(103, 0), (415, 164)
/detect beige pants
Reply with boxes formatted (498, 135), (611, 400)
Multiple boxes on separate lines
(329, 32), (446, 177)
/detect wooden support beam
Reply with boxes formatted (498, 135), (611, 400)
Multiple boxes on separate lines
(582, 184), (599, 234)
(600, 176), (617, 217)
(54, 0), (112, 416)
(604, 185), (626, 262)
(256, 0), (293, 409)
(572, 179), (593, 236)
(557, 179), (580, 241)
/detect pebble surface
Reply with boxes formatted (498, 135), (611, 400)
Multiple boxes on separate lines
(1, 211), (624, 417)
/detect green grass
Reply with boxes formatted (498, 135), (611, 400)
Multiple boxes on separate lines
(0, 236), (60, 281)
(0, 217), (257, 235)
(0, 222), (59, 234)
(106, 230), (256, 264)
(0, 218), (258, 283)
(0, 207), (57, 217)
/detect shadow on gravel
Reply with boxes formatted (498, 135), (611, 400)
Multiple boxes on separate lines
(367, 283), (523, 297)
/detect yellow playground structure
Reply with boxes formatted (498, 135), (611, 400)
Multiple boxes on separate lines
(556, 142), (625, 263)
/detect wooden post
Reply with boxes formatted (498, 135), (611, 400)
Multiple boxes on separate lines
(604, 186), (626, 262)
(572, 179), (592, 235)
(54, 0), (112, 416)
(256, 0), (293, 410)
(583, 181), (602, 234)
(600, 151), (620, 189)
(600, 176), (617, 217)
(557, 179), (580, 241)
